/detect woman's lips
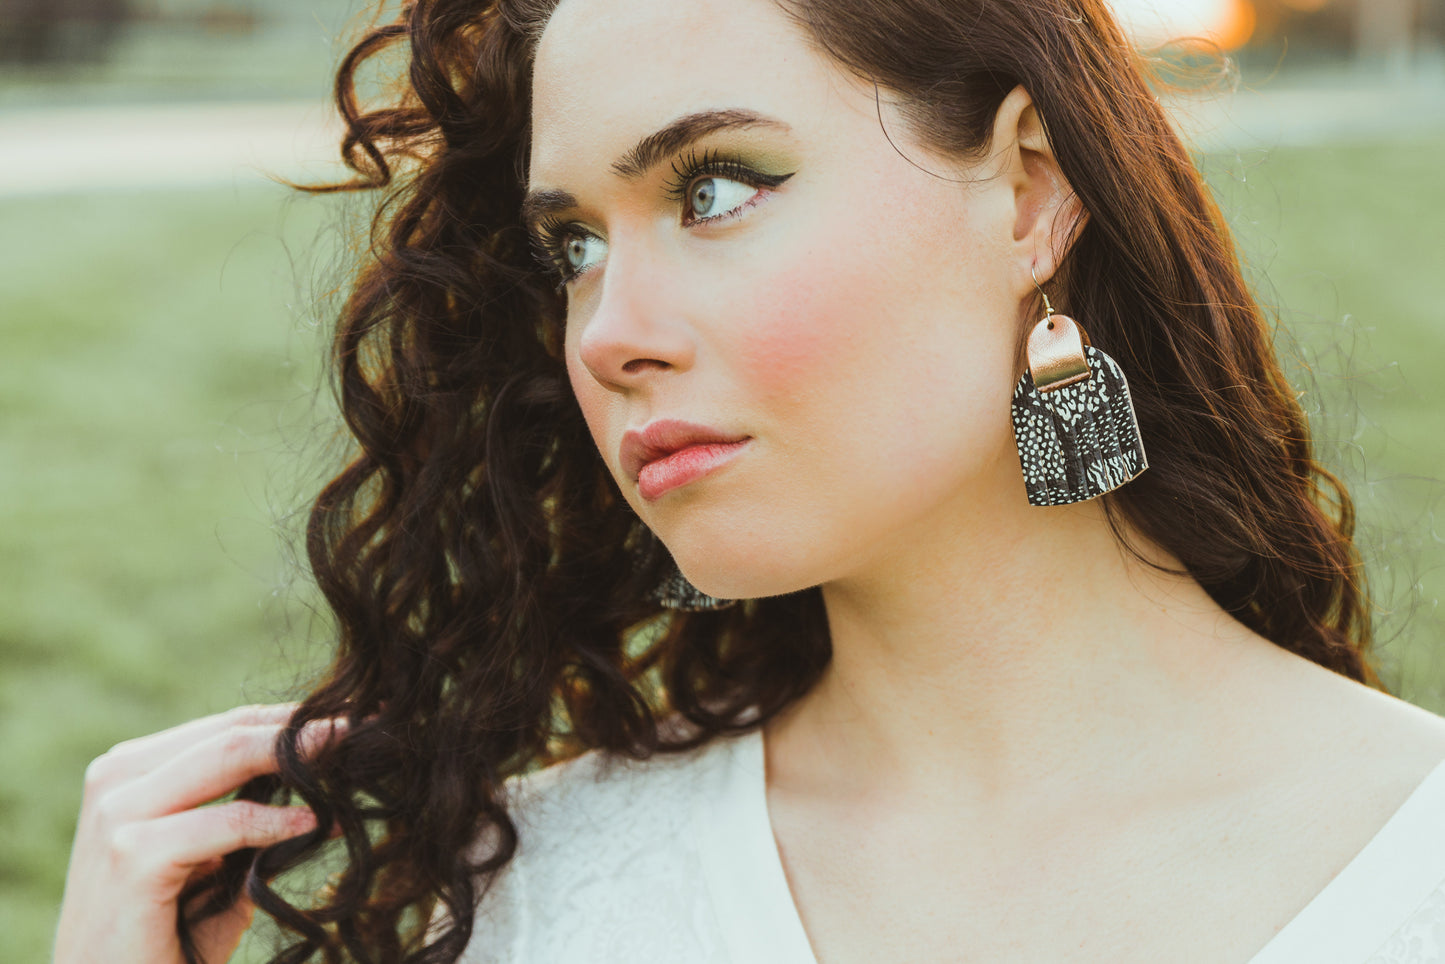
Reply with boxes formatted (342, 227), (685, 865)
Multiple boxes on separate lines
(620, 420), (752, 501)
(636, 440), (751, 501)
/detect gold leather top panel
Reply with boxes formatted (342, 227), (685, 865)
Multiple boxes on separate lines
(1027, 314), (1090, 392)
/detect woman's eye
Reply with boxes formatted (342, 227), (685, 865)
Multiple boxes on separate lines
(686, 176), (760, 223)
(559, 231), (607, 275)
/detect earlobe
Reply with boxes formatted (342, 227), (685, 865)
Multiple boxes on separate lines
(994, 85), (1086, 281)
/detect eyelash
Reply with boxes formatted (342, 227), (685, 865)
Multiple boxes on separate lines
(531, 148), (792, 289)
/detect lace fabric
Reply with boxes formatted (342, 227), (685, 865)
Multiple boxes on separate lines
(1367, 887), (1445, 964)
(459, 744), (733, 963)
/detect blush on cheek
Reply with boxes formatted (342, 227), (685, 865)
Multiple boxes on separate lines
(730, 266), (848, 401)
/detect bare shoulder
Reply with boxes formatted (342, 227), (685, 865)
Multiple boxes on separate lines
(1249, 643), (1445, 801)
(1335, 672), (1445, 780)
(1177, 642), (1445, 922)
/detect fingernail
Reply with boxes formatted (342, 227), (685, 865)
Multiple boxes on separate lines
(297, 718), (349, 756)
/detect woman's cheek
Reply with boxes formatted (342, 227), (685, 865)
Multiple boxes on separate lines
(729, 261), (872, 406)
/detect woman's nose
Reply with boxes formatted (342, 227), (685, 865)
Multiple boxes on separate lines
(575, 247), (696, 391)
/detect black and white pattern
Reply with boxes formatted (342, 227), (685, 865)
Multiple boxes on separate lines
(1010, 344), (1147, 506)
(653, 566), (736, 611)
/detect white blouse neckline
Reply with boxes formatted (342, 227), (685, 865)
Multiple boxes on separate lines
(692, 728), (1445, 964)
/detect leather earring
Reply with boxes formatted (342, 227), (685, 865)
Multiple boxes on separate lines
(1010, 267), (1147, 506)
(653, 564), (737, 611)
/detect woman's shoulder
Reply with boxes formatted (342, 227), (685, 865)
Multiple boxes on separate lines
(503, 735), (727, 852)
(1237, 670), (1445, 964)
(1291, 657), (1445, 785)
(457, 734), (746, 963)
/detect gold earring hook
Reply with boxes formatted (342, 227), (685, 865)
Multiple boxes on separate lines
(1031, 264), (1054, 320)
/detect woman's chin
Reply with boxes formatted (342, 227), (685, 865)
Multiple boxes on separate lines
(675, 563), (821, 603)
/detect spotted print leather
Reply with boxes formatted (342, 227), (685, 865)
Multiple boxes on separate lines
(1010, 344), (1147, 506)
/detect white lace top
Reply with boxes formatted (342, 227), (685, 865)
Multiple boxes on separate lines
(456, 730), (1445, 963)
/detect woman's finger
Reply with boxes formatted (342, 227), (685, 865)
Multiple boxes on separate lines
(115, 802), (319, 889)
(101, 718), (345, 821)
(83, 703), (298, 792)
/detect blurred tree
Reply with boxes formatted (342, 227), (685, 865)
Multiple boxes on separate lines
(1247, 0), (1441, 62)
(0, 0), (132, 66)
(1355, 0), (1426, 64)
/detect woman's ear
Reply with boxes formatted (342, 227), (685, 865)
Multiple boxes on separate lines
(990, 85), (1088, 284)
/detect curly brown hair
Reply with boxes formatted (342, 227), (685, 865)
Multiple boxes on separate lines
(175, 1), (1377, 960)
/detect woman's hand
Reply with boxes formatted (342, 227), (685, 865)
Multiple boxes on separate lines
(53, 703), (333, 964)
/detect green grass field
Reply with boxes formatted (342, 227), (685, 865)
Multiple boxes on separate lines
(2, 134), (1443, 961)
(0, 184), (346, 961)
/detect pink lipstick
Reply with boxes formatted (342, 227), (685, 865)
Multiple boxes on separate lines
(620, 420), (751, 502)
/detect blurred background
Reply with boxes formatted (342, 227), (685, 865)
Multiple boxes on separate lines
(2, 0), (1443, 959)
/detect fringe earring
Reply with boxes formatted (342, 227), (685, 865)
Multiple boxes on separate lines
(652, 564), (738, 612)
(1010, 267), (1147, 506)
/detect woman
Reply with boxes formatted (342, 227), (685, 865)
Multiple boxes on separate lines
(53, 0), (1445, 961)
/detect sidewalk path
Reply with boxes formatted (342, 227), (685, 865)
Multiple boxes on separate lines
(0, 100), (347, 196)
(1171, 71), (1445, 152)
(2, 72), (1443, 197)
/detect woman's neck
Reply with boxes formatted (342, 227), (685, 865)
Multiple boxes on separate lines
(765, 462), (1284, 815)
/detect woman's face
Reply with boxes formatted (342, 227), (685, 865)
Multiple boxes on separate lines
(528, 0), (1035, 599)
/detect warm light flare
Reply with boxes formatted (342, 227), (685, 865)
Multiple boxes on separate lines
(1216, 0), (1257, 49)
(1110, 0), (1258, 50)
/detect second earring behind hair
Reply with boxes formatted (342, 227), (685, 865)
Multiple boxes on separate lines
(1009, 273), (1147, 506)
(653, 564), (738, 612)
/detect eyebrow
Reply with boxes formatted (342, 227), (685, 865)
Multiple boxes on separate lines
(520, 108), (791, 233)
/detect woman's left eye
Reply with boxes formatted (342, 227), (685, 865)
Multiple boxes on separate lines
(666, 151), (794, 227)
(685, 176), (762, 223)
